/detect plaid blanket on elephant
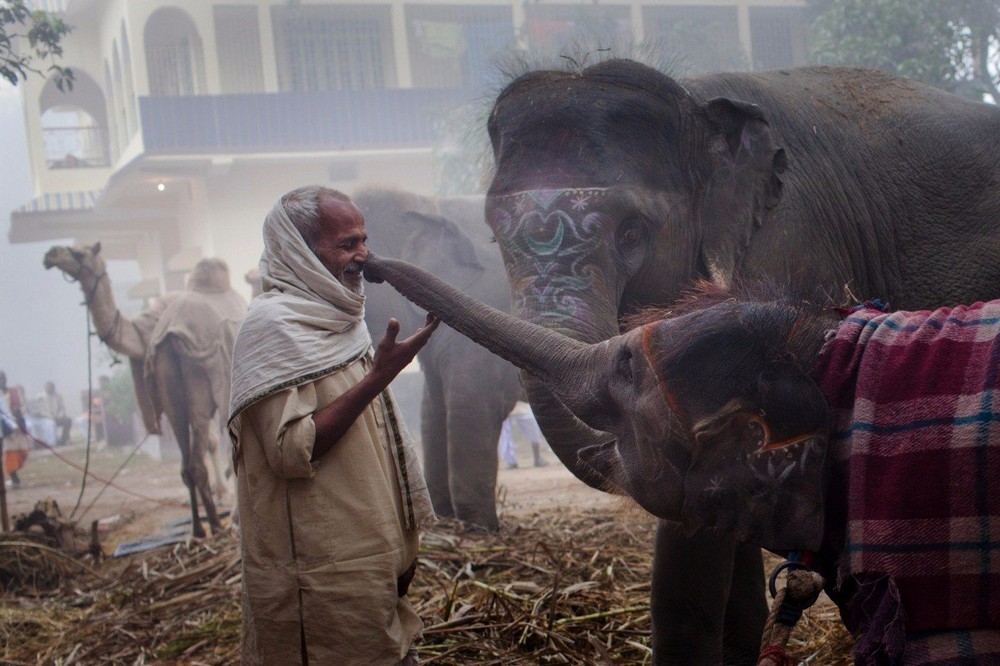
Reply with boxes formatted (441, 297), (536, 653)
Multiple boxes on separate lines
(813, 299), (1000, 664)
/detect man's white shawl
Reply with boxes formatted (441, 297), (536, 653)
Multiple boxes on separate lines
(229, 198), (434, 529)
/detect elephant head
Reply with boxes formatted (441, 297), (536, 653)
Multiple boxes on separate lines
(366, 255), (832, 551)
(484, 59), (786, 485)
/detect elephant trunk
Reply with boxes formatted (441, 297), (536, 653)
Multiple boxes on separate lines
(364, 254), (616, 487)
(365, 254), (598, 388)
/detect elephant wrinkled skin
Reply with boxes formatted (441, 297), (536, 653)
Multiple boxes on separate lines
(482, 59), (1000, 663)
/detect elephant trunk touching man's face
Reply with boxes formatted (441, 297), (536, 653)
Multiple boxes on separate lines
(363, 256), (832, 551)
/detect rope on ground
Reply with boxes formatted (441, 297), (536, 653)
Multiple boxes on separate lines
(27, 435), (187, 510)
(70, 306), (95, 520)
(76, 432), (152, 520)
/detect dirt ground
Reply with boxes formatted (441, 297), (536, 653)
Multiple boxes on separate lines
(3, 438), (617, 551)
(3, 437), (850, 664)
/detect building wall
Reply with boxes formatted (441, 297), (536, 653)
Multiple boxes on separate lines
(17, 0), (809, 297)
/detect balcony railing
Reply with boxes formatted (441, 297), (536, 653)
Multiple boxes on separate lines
(43, 126), (111, 169)
(139, 88), (473, 154)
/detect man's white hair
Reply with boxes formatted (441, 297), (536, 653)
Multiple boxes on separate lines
(280, 185), (351, 253)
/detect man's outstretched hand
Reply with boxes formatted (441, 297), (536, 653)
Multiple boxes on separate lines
(371, 313), (440, 382)
(310, 313), (440, 463)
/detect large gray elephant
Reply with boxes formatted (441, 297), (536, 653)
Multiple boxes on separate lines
(481, 59), (1000, 663)
(353, 188), (520, 531)
(363, 257), (1000, 664)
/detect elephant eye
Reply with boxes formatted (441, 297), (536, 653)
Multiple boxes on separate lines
(616, 219), (645, 254)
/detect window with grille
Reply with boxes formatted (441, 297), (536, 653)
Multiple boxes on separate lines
(750, 6), (808, 71)
(272, 5), (393, 92)
(144, 7), (206, 96)
(523, 4), (631, 54)
(214, 5), (265, 94)
(406, 5), (513, 90)
(643, 5), (745, 74)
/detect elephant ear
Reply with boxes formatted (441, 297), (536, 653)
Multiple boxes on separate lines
(692, 365), (826, 449)
(697, 97), (787, 289)
(684, 365), (829, 550)
(400, 211), (485, 289)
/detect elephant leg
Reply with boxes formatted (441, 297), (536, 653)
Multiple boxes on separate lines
(650, 521), (762, 665)
(153, 344), (205, 538)
(445, 380), (504, 532)
(420, 372), (453, 518)
(723, 543), (767, 664)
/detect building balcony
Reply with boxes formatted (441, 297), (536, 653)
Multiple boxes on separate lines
(43, 126), (111, 169)
(138, 88), (473, 156)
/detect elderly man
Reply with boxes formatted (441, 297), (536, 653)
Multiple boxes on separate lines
(229, 186), (438, 665)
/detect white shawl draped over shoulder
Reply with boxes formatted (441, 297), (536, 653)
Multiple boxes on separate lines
(229, 197), (434, 529)
(230, 199), (372, 419)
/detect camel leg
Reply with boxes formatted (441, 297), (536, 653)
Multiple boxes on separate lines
(204, 425), (231, 503)
(177, 351), (222, 534)
(153, 343), (205, 538)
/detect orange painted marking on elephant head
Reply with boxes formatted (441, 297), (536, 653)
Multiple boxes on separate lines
(641, 323), (683, 417)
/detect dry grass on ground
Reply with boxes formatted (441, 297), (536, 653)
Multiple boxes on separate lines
(1, 505), (853, 665)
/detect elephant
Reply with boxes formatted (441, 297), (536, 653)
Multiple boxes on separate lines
(352, 187), (521, 531)
(363, 256), (1000, 664)
(481, 58), (1000, 662)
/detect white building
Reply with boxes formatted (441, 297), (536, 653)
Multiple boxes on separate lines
(10, 0), (808, 298)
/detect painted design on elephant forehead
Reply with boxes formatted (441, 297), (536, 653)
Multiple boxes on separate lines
(493, 187), (611, 214)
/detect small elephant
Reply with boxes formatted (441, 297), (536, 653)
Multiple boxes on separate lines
(364, 255), (1000, 664)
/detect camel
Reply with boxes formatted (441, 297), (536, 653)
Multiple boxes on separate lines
(44, 243), (247, 536)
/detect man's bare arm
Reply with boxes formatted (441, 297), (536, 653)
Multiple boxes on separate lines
(310, 314), (439, 462)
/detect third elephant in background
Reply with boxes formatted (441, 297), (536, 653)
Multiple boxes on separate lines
(355, 187), (520, 531)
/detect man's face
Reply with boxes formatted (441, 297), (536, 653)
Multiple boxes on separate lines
(313, 196), (369, 294)
(45, 382), (55, 395)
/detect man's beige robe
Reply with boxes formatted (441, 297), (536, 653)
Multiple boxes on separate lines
(231, 356), (421, 666)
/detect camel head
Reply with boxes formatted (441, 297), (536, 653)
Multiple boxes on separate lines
(43, 241), (105, 279)
(187, 257), (232, 294)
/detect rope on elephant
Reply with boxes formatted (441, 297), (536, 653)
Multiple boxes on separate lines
(758, 560), (826, 666)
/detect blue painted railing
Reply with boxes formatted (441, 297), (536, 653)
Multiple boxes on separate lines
(139, 88), (474, 154)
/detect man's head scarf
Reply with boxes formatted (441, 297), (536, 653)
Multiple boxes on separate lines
(229, 197), (372, 419)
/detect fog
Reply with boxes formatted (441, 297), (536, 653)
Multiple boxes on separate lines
(0, 84), (116, 412)
(1, 2), (997, 424)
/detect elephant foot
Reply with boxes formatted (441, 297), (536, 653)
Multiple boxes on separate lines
(455, 515), (500, 534)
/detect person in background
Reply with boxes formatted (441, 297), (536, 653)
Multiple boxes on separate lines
(497, 401), (549, 470)
(229, 186), (438, 665)
(0, 371), (29, 488)
(37, 381), (72, 446)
